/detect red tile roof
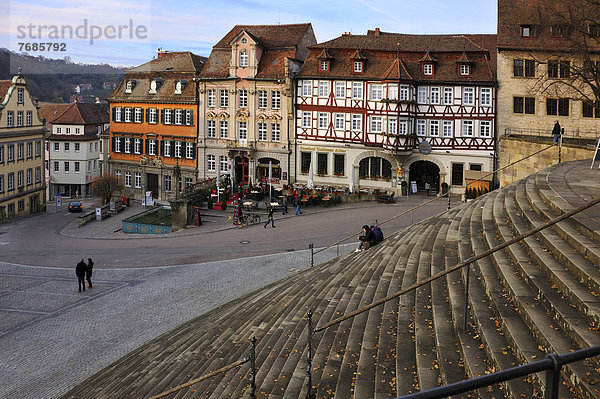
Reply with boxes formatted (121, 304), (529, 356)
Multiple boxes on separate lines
(213, 23), (313, 49)
(298, 33), (495, 83)
(126, 51), (207, 73)
(0, 80), (12, 101)
(48, 102), (109, 125)
(38, 102), (70, 123)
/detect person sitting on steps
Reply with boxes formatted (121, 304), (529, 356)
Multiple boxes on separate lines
(356, 225), (377, 252)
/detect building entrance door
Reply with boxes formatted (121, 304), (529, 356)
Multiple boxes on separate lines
(147, 173), (158, 199)
(409, 160), (440, 193)
(29, 194), (38, 214)
(235, 156), (249, 185)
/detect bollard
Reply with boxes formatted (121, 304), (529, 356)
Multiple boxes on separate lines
(250, 336), (257, 399)
(309, 243), (314, 268)
(306, 310), (313, 398)
(447, 192), (451, 210)
(463, 263), (471, 332)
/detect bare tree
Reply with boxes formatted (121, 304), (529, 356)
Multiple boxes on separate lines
(91, 174), (123, 204)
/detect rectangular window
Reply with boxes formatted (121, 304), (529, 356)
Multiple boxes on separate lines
(547, 98), (558, 115)
(26, 142), (32, 158)
(388, 84), (398, 100)
(17, 88), (24, 104)
(429, 120), (439, 136)
(72, 142), (79, 152)
(239, 89), (248, 108)
(35, 141), (41, 157)
(134, 138), (141, 154)
(423, 63), (433, 75)
(0, 175), (3, 192)
(185, 177), (193, 187)
(463, 87), (474, 105)
(318, 113), (328, 129)
(219, 121), (228, 138)
(301, 152), (311, 174)
(115, 107), (122, 122)
(521, 25), (536, 37)
(582, 101), (600, 118)
(352, 82), (362, 99)
(370, 116), (382, 133)
(351, 114), (362, 131)
(258, 122), (267, 141)
(219, 155), (228, 172)
(89, 142), (93, 152)
(207, 120), (216, 138)
(258, 90), (267, 108)
(7, 111), (13, 127)
(559, 61), (570, 78)
(135, 172), (141, 188)
(335, 82), (345, 98)
(115, 170), (121, 180)
(334, 154), (345, 176)
(430, 87), (440, 104)
(207, 154), (216, 171)
(148, 108), (157, 124)
(35, 166), (41, 183)
(271, 90), (281, 109)
(124, 107), (132, 122)
(480, 88), (492, 106)
(514, 59), (524, 77)
(164, 140), (171, 157)
(416, 120), (426, 136)
(451, 163), (464, 186)
(185, 110), (192, 126)
(480, 121), (492, 137)
(54, 161), (59, 173)
(238, 121), (247, 140)
(174, 109), (183, 125)
(26, 168), (32, 185)
(17, 171), (23, 188)
(17, 111), (23, 127)
(64, 142), (69, 152)
(26, 111), (32, 126)
(525, 97), (536, 114)
(87, 161), (91, 172)
(514, 96), (524, 113)
(219, 89), (228, 107)
(399, 120), (408, 135)
(400, 86), (409, 101)
(353, 61), (363, 72)
(302, 111), (311, 128)
(74, 162), (80, 173)
(66, 127), (71, 134)
(8, 145), (14, 161)
(460, 64), (470, 75)
(207, 89), (216, 107)
(163, 175), (171, 192)
(443, 87), (453, 105)
(548, 61), (559, 78)
(442, 121), (453, 137)
(525, 60), (535, 77)
(185, 142), (194, 159)
(18, 200), (24, 211)
(149, 139), (156, 155)
(124, 138), (131, 153)
(371, 84), (383, 100)
(551, 25), (569, 38)
(317, 153), (328, 175)
(318, 82), (328, 98)
(320, 60), (329, 71)
(302, 80), (312, 97)
(417, 87), (427, 104)
(388, 118), (397, 135)
(334, 113), (344, 130)
(17, 143), (24, 160)
(239, 51), (248, 67)
(64, 161), (70, 173)
(134, 108), (142, 123)
(558, 98), (570, 116)
(163, 109), (172, 125)
(462, 120), (474, 136)
(8, 173), (14, 190)
(0, 146), (3, 163)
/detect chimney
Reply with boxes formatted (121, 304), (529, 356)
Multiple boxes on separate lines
(157, 47), (170, 58)
(374, 27), (380, 36)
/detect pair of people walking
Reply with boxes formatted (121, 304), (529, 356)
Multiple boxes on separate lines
(75, 258), (94, 292)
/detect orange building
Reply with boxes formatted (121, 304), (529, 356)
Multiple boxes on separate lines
(107, 50), (206, 200)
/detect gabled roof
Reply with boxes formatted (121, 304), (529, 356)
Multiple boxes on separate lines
(126, 52), (206, 74)
(381, 58), (413, 81)
(316, 48), (334, 60)
(418, 51), (438, 63)
(48, 102), (109, 125)
(456, 51), (473, 63)
(38, 102), (70, 123)
(350, 48), (367, 60)
(213, 23), (313, 49)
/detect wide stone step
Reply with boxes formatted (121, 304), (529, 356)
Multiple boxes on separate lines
(494, 184), (600, 399)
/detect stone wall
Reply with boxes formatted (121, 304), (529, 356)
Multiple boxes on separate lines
(499, 136), (596, 187)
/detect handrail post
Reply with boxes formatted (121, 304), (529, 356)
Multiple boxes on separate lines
(545, 353), (561, 399)
(463, 262), (471, 332)
(250, 336), (257, 399)
(306, 310), (314, 399)
(558, 130), (563, 164)
(309, 243), (314, 267)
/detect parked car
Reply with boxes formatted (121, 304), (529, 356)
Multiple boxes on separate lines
(68, 201), (83, 212)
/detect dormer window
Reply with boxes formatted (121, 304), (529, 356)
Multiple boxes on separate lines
(320, 60), (329, 71)
(551, 25), (570, 38)
(125, 79), (136, 93)
(148, 78), (163, 94)
(239, 50), (249, 67)
(521, 25), (536, 37)
(174, 79), (187, 95)
(459, 64), (470, 76)
(353, 61), (363, 73)
(423, 63), (433, 76)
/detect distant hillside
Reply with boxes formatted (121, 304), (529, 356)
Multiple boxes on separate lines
(0, 49), (125, 103)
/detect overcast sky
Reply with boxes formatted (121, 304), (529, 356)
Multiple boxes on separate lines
(2, 0), (497, 67)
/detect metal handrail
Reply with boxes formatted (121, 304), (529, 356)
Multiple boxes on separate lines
(396, 345), (600, 399)
(504, 127), (600, 140)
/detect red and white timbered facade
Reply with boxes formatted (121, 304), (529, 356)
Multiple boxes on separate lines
(295, 30), (497, 194)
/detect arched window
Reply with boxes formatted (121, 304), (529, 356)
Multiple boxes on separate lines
(239, 51), (248, 67)
(359, 157), (392, 179)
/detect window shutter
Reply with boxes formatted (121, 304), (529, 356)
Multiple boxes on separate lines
(111, 137), (116, 152)
(160, 109), (165, 124)
(191, 143), (196, 159)
(160, 140), (164, 156)
(171, 140), (175, 158)
(140, 138), (144, 154)
(140, 108), (145, 123)
(188, 110), (194, 126)
(120, 137), (125, 151)
(145, 139), (149, 154)
(170, 109), (175, 122)
(112, 108), (116, 122)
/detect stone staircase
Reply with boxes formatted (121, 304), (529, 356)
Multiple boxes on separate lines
(62, 160), (600, 399)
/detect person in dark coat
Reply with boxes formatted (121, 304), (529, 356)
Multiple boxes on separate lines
(294, 192), (303, 215)
(356, 225), (377, 252)
(76, 259), (87, 292)
(552, 120), (561, 143)
(264, 206), (275, 228)
(282, 194), (288, 215)
(86, 258), (94, 289)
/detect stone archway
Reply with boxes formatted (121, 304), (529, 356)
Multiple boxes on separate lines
(352, 150), (399, 189)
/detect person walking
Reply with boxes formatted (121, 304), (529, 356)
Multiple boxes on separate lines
(294, 192), (302, 215)
(264, 206), (275, 228)
(86, 258), (94, 289)
(552, 120), (561, 144)
(76, 258), (87, 292)
(282, 194), (288, 215)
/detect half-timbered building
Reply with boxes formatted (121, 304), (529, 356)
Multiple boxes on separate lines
(108, 50), (206, 201)
(197, 24), (316, 188)
(295, 29), (497, 195)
